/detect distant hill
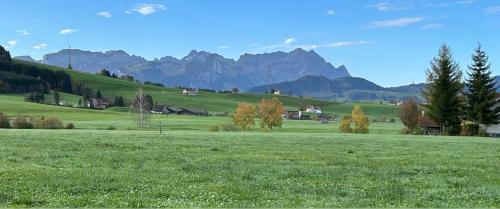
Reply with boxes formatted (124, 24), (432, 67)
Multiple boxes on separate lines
(13, 56), (38, 62)
(247, 75), (425, 101)
(35, 48), (350, 91)
(10, 60), (398, 115)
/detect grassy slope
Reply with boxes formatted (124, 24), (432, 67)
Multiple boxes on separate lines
(12, 60), (397, 117)
(0, 94), (402, 133)
(0, 129), (498, 207)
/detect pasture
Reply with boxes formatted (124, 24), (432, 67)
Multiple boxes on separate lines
(0, 130), (498, 207)
(0, 88), (498, 208)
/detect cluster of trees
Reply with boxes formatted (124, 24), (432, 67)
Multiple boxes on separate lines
(144, 81), (164, 87)
(114, 96), (125, 107)
(232, 97), (285, 132)
(400, 44), (499, 136)
(0, 45), (72, 93)
(339, 104), (370, 133)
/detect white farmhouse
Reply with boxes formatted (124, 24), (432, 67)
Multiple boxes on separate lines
(305, 105), (322, 114)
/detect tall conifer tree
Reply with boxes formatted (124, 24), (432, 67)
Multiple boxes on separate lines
(423, 44), (464, 135)
(465, 44), (500, 135)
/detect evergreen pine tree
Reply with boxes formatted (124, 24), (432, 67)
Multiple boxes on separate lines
(53, 90), (60, 105)
(96, 90), (102, 99)
(0, 45), (12, 62)
(423, 44), (464, 135)
(465, 44), (500, 135)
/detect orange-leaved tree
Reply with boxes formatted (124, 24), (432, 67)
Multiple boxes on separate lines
(259, 97), (285, 131)
(232, 103), (257, 132)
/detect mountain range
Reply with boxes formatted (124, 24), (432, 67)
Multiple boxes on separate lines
(13, 48), (500, 102)
(17, 48), (350, 91)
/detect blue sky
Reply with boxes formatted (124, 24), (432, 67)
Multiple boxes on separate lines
(1, 0), (499, 87)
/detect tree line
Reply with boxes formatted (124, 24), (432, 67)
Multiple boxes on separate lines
(0, 45), (72, 93)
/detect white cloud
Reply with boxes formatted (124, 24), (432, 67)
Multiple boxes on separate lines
(298, 41), (373, 50)
(218, 46), (230, 49)
(326, 10), (335, 15)
(285, 37), (296, 44)
(367, 17), (425, 29)
(259, 40), (372, 51)
(484, 6), (500, 14)
(16, 30), (31, 36)
(33, 43), (48, 50)
(422, 23), (443, 29)
(5, 40), (16, 49)
(60, 28), (78, 35)
(130, 3), (166, 16)
(97, 11), (112, 18)
(370, 2), (407, 12)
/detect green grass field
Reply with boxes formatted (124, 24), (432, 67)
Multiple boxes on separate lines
(1, 62), (499, 208)
(0, 130), (498, 207)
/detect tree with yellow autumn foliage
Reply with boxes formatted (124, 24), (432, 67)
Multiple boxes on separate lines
(259, 97), (285, 131)
(339, 115), (352, 133)
(351, 104), (369, 133)
(232, 103), (257, 132)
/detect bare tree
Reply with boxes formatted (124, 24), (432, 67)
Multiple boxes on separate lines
(134, 88), (150, 128)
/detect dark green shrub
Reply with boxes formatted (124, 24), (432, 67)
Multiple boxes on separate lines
(106, 126), (116, 130)
(65, 123), (75, 129)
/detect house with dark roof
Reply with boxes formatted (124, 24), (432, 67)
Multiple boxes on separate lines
(418, 111), (441, 135)
(151, 105), (208, 116)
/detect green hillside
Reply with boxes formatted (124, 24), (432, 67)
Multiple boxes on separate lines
(12, 60), (398, 117)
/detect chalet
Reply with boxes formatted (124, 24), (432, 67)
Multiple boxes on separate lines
(88, 98), (111, 109)
(418, 111), (441, 135)
(274, 90), (281, 95)
(283, 110), (302, 120)
(182, 88), (198, 96)
(151, 105), (208, 116)
(305, 105), (322, 114)
(177, 108), (208, 116)
(389, 100), (403, 106)
(152, 105), (181, 114)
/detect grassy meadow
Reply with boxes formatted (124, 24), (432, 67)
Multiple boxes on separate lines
(0, 130), (498, 207)
(0, 63), (499, 207)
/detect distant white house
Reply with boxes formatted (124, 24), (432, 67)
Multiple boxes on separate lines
(305, 105), (322, 114)
(274, 90), (281, 95)
(182, 88), (198, 96)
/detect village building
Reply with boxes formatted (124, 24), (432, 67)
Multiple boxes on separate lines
(283, 110), (302, 120)
(151, 104), (208, 116)
(418, 111), (441, 135)
(88, 98), (111, 109)
(273, 90), (281, 95)
(305, 105), (322, 114)
(182, 88), (199, 96)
